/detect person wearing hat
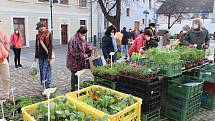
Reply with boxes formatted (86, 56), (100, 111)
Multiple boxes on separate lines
(11, 28), (23, 68)
(181, 19), (209, 49)
(0, 27), (10, 99)
(34, 22), (53, 88)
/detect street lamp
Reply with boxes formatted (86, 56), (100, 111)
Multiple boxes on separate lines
(143, 10), (149, 28)
(49, 0), (58, 33)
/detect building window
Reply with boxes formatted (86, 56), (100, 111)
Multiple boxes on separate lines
(60, 0), (68, 4)
(80, 20), (86, 26)
(126, 8), (130, 17)
(149, 0), (152, 9)
(79, 0), (87, 7)
(40, 18), (48, 29)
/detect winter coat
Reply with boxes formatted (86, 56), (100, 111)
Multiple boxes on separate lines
(121, 30), (129, 45)
(128, 34), (146, 56)
(162, 33), (171, 46)
(35, 30), (52, 59)
(66, 34), (92, 72)
(102, 35), (115, 60)
(0, 29), (9, 63)
(10, 32), (22, 49)
(181, 28), (209, 49)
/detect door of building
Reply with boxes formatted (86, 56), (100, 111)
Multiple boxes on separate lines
(13, 18), (26, 46)
(134, 21), (140, 31)
(61, 24), (68, 44)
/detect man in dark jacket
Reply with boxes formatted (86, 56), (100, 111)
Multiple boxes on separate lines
(121, 27), (129, 59)
(181, 19), (209, 49)
(144, 23), (159, 50)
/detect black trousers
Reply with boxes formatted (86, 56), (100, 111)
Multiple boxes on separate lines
(13, 48), (21, 66)
(71, 71), (78, 91)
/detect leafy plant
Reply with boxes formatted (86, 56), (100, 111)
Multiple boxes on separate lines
(30, 97), (106, 121)
(92, 62), (127, 77)
(83, 88), (136, 115)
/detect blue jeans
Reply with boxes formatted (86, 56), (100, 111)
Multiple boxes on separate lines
(121, 45), (128, 58)
(39, 58), (52, 88)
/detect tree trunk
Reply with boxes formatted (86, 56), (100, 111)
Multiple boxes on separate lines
(98, 0), (121, 31)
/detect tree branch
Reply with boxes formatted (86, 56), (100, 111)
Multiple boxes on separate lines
(107, 2), (117, 14)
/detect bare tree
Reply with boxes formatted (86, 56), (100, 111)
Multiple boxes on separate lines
(98, 0), (121, 31)
(157, 0), (186, 29)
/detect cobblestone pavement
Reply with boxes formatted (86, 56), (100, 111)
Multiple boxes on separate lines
(3, 45), (215, 120)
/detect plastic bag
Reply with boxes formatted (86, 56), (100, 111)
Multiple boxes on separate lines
(29, 61), (38, 76)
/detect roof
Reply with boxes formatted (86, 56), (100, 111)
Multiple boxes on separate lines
(157, 0), (214, 14)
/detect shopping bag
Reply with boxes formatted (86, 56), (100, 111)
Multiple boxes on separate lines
(29, 61), (38, 76)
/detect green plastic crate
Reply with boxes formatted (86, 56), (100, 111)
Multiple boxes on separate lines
(167, 93), (201, 111)
(166, 103), (200, 121)
(201, 92), (215, 110)
(168, 75), (203, 99)
(199, 64), (215, 83)
(141, 109), (160, 121)
(159, 61), (182, 77)
(94, 76), (118, 90)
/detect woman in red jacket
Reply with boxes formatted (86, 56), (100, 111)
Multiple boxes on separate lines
(11, 28), (22, 68)
(128, 29), (153, 56)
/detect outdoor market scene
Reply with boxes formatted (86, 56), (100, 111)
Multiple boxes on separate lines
(1, 0), (215, 121)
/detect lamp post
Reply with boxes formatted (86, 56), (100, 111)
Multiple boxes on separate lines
(143, 10), (149, 28)
(49, 0), (58, 33)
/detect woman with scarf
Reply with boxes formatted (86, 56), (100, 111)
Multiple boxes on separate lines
(11, 28), (23, 68)
(67, 26), (92, 91)
(181, 19), (209, 49)
(34, 22), (53, 89)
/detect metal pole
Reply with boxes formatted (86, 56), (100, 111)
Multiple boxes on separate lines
(50, 0), (53, 33)
(90, 0), (93, 42)
(145, 14), (147, 28)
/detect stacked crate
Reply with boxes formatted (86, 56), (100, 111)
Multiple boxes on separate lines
(166, 75), (203, 121)
(118, 75), (161, 121)
(199, 64), (215, 110)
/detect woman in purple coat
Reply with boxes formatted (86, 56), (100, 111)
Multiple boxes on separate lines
(66, 26), (92, 91)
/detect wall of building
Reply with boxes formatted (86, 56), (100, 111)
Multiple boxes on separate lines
(0, 0), (98, 47)
(157, 13), (215, 34)
(120, 0), (157, 31)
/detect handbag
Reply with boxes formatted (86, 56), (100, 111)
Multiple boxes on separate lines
(10, 45), (14, 49)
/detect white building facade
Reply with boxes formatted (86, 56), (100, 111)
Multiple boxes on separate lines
(0, 0), (98, 47)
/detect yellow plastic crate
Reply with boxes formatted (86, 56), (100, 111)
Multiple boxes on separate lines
(21, 96), (107, 121)
(66, 85), (142, 121)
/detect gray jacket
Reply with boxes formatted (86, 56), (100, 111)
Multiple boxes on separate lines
(181, 27), (209, 49)
(162, 33), (170, 46)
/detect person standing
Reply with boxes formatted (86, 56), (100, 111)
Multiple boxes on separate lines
(34, 22), (53, 89)
(128, 29), (133, 41)
(11, 28), (22, 68)
(181, 19), (209, 49)
(0, 28), (10, 99)
(121, 27), (129, 59)
(162, 30), (171, 47)
(102, 25), (117, 63)
(67, 26), (92, 91)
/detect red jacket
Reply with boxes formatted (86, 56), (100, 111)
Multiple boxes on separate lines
(128, 33), (146, 56)
(11, 32), (22, 49)
(0, 29), (9, 62)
